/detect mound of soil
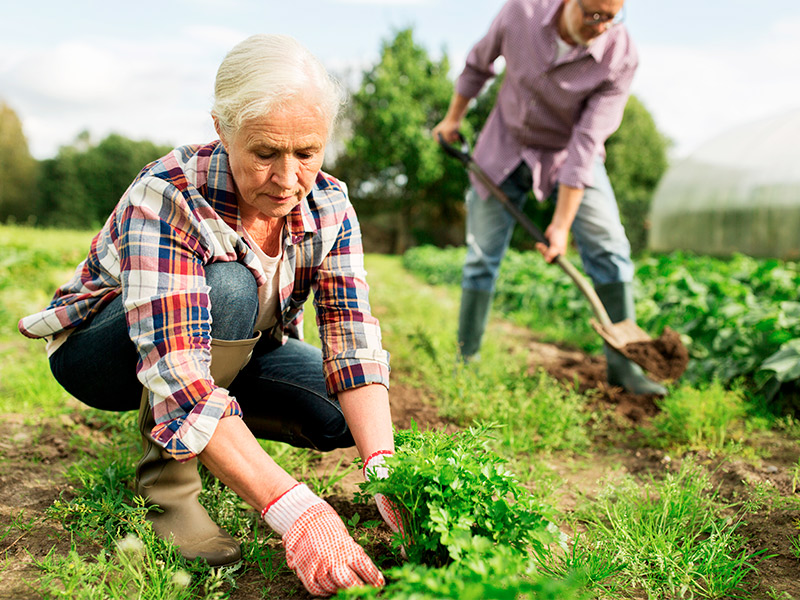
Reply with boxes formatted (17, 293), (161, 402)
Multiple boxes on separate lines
(620, 327), (689, 381)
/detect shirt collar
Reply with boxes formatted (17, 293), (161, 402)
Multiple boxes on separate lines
(545, 0), (614, 63)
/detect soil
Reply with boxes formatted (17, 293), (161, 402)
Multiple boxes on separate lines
(1, 326), (798, 600)
(619, 327), (690, 381)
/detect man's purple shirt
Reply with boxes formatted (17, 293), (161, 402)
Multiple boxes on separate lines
(456, 0), (638, 200)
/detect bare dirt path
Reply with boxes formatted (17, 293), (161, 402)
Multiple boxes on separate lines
(1, 326), (798, 599)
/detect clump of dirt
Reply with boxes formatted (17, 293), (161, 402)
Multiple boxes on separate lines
(619, 327), (689, 381)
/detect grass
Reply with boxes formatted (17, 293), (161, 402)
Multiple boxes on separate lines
(642, 381), (761, 454)
(2, 223), (798, 598)
(575, 458), (761, 599)
(365, 254), (592, 463)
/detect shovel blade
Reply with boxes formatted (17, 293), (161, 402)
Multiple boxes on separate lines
(591, 318), (651, 350)
(590, 319), (690, 381)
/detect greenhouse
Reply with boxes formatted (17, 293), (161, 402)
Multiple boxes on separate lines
(648, 108), (800, 259)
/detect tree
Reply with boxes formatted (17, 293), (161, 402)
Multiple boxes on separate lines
(37, 133), (172, 228)
(0, 102), (39, 223)
(335, 28), (469, 253)
(605, 95), (670, 254)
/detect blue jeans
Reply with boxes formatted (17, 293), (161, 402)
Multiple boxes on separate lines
(462, 157), (634, 291)
(50, 261), (353, 451)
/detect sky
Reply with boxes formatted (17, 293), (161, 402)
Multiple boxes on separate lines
(2, 0), (799, 161)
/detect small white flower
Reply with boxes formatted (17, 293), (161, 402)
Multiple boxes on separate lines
(115, 534), (145, 555)
(171, 569), (192, 588)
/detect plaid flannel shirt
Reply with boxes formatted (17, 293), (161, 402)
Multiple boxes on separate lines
(19, 141), (390, 461)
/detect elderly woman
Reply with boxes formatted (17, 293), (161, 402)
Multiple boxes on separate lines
(19, 34), (401, 596)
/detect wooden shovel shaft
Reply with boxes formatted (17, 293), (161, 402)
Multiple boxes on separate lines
(466, 161), (614, 328)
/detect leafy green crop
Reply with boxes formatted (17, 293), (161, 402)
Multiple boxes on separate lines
(358, 423), (561, 567)
(335, 544), (588, 600)
(403, 246), (800, 408)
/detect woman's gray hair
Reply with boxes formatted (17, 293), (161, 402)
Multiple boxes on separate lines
(211, 34), (345, 139)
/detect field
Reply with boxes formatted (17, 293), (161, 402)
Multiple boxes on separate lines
(1, 223), (799, 599)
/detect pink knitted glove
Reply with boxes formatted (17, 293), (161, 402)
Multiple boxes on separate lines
(363, 451), (405, 537)
(262, 483), (385, 597)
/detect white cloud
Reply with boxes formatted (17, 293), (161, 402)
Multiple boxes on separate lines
(0, 33), (233, 158)
(633, 17), (800, 158)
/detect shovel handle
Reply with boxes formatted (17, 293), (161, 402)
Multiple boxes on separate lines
(437, 132), (613, 328)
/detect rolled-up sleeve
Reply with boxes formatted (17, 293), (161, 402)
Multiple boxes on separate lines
(559, 57), (637, 190)
(313, 203), (390, 394)
(119, 176), (241, 462)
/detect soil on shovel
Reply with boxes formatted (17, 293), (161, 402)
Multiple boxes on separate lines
(618, 327), (690, 382)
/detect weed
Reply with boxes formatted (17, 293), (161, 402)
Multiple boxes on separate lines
(34, 533), (227, 599)
(334, 543), (589, 600)
(644, 381), (753, 453)
(576, 458), (761, 598)
(301, 453), (358, 497)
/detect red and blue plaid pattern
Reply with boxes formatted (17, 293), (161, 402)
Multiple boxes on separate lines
(20, 141), (390, 461)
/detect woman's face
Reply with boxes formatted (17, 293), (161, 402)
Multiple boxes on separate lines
(218, 101), (329, 219)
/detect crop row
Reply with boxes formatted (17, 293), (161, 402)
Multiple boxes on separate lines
(402, 246), (800, 408)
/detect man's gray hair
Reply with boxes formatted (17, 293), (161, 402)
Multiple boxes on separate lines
(211, 34), (345, 139)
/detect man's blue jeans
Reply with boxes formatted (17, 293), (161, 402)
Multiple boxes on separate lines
(462, 157), (634, 292)
(50, 261), (353, 451)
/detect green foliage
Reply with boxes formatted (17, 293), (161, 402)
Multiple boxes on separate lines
(636, 252), (800, 408)
(577, 458), (761, 599)
(370, 252), (591, 460)
(334, 544), (589, 600)
(403, 244), (800, 409)
(0, 101), (39, 224)
(605, 96), (670, 254)
(645, 381), (755, 452)
(35, 538), (227, 600)
(336, 28), (468, 252)
(358, 423), (562, 567)
(36, 132), (172, 229)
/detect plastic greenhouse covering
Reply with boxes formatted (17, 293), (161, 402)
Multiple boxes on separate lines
(648, 108), (800, 259)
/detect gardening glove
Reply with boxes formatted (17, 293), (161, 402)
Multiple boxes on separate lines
(363, 451), (406, 538)
(262, 483), (385, 597)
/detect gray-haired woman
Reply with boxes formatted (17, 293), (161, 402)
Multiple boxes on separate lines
(19, 34), (402, 597)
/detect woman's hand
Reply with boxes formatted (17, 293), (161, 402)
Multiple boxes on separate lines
(363, 451), (407, 540)
(263, 483), (384, 597)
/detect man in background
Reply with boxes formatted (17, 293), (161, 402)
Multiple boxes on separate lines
(433, 0), (666, 395)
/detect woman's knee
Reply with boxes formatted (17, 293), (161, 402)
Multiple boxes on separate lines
(205, 262), (258, 340)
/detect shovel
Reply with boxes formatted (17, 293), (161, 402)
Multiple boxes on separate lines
(438, 133), (687, 380)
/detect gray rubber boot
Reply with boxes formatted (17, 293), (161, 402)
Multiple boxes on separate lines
(457, 288), (493, 362)
(135, 333), (261, 565)
(594, 282), (667, 396)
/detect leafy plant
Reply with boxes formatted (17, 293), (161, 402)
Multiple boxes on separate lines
(334, 543), (588, 600)
(358, 423), (562, 567)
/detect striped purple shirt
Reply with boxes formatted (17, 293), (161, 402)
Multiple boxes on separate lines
(457, 0), (638, 200)
(19, 141), (390, 461)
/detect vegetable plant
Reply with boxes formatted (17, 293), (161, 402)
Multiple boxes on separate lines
(358, 422), (562, 567)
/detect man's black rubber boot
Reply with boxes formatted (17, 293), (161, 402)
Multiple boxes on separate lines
(595, 281), (667, 396)
(457, 288), (493, 363)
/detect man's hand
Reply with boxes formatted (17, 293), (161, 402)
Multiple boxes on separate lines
(432, 118), (462, 145)
(536, 222), (570, 263)
(263, 484), (384, 597)
(432, 93), (471, 144)
(537, 183), (583, 262)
